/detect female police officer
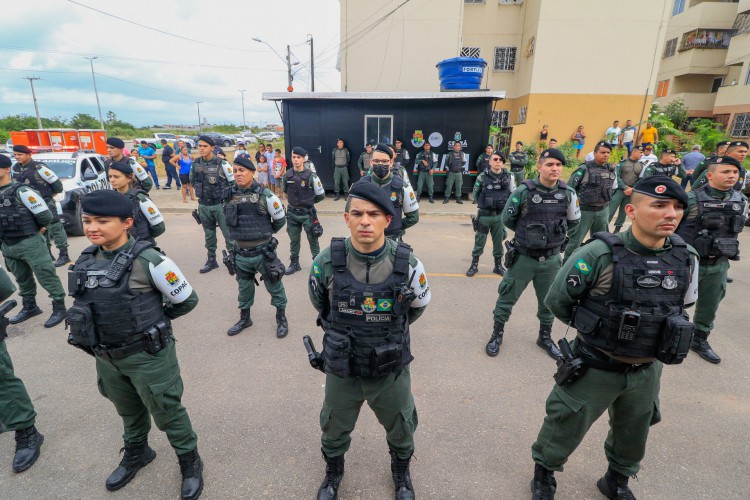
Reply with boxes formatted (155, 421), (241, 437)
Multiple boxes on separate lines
(66, 190), (203, 499)
(108, 160), (166, 246)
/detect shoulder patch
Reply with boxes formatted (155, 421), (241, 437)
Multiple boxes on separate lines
(148, 257), (193, 304)
(266, 193), (286, 220)
(139, 198), (164, 226)
(574, 259), (591, 275)
(19, 188), (49, 214)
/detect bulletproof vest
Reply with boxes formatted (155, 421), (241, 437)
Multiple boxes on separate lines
(223, 183), (273, 242)
(509, 152), (527, 172)
(394, 149), (405, 168)
(578, 162), (615, 207)
(326, 238), (414, 377)
(416, 151), (434, 171)
(575, 233), (690, 358)
(127, 190), (153, 244)
(649, 162), (677, 177)
(0, 183), (40, 241)
(333, 148), (348, 166)
(361, 174), (404, 236)
(192, 156), (226, 204)
(69, 240), (166, 345)
(285, 168), (316, 207)
(477, 154), (491, 173)
(619, 159), (643, 187)
(360, 152), (373, 168)
(514, 180), (570, 254)
(447, 151), (465, 172)
(14, 161), (53, 201)
(676, 185), (744, 260)
(477, 170), (512, 210)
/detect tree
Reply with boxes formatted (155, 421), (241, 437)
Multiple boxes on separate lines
(68, 113), (100, 129)
(664, 99), (689, 130)
(106, 110), (117, 125)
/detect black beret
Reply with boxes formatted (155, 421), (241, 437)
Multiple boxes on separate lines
(348, 180), (396, 217)
(711, 156), (742, 169)
(81, 190), (134, 218)
(492, 151), (506, 161)
(728, 141), (749, 148)
(633, 145), (645, 151)
(0, 155), (12, 168)
(109, 160), (133, 175)
(539, 148), (566, 165)
(661, 148), (676, 155)
(717, 140), (732, 148)
(373, 143), (394, 159)
(365, 143), (373, 147)
(198, 135), (215, 147)
(106, 137), (125, 149)
(633, 176), (688, 207)
(395, 138), (403, 143)
(233, 156), (255, 170)
(595, 141), (612, 151)
(13, 145), (32, 154)
(291, 146), (308, 157)
(337, 138), (345, 143)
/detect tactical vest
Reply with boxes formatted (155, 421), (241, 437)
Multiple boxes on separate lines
(0, 184), (40, 242)
(223, 183), (273, 242)
(447, 152), (465, 172)
(477, 170), (512, 211)
(619, 159), (643, 187)
(127, 190), (153, 243)
(477, 154), (491, 173)
(192, 157), (226, 204)
(574, 233), (691, 358)
(578, 162), (615, 208)
(333, 148), (348, 166)
(69, 240), (167, 345)
(676, 185), (744, 261)
(361, 174), (405, 236)
(509, 152), (527, 172)
(359, 152), (373, 169)
(649, 162), (677, 177)
(326, 238), (413, 377)
(285, 168), (316, 208)
(514, 180), (570, 255)
(14, 161), (53, 201)
(416, 152), (434, 172)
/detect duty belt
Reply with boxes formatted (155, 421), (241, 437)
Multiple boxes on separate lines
(94, 334), (172, 361)
(516, 246), (561, 261)
(199, 197), (221, 206)
(1, 234), (35, 246)
(236, 239), (272, 257)
(288, 206), (313, 215)
(335, 164), (348, 168)
(580, 205), (608, 212)
(699, 255), (727, 266)
(578, 340), (653, 373)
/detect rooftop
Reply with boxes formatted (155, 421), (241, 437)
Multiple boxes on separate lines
(262, 91), (506, 101)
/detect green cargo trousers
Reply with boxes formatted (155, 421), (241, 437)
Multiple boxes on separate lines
(532, 345), (662, 477)
(0, 341), (37, 432)
(693, 259), (729, 334)
(472, 214), (506, 259)
(198, 203), (233, 257)
(444, 172), (463, 200)
(563, 209), (610, 262)
(608, 190), (630, 230)
(96, 340), (198, 454)
(511, 169), (524, 187)
(333, 167), (350, 195)
(43, 201), (69, 250)
(493, 253), (560, 325)
(320, 365), (418, 460)
(235, 252), (287, 310)
(416, 171), (434, 198)
(2, 235), (66, 301)
(287, 211), (320, 261)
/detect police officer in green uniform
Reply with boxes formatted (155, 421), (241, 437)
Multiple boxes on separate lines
(222, 157), (290, 337)
(692, 140), (748, 191)
(0, 156), (67, 328)
(283, 147), (326, 276)
(0, 267), (44, 473)
(486, 149), (580, 360)
(690, 140), (731, 182)
(562, 141), (618, 262)
(475, 144), (495, 175)
(466, 150), (515, 277)
(608, 145), (645, 234)
(12, 144), (70, 267)
(443, 142), (466, 204)
(641, 148), (686, 179)
(509, 141), (529, 186)
(332, 139), (351, 201)
(190, 135), (235, 273)
(676, 156), (747, 364)
(105, 137), (153, 193)
(66, 189), (203, 499)
(356, 144), (419, 242)
(530, 176), (698, 500)
(393, 139), (411, 172)
(108, 161), (166, 246)
(308, 181), (431, 500)
(413, 143), (437, 203)
(357, 143), (374, 177)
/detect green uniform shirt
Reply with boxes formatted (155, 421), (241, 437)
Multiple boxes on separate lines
(357, 151), (373, 173)
(501, 178), (581, 231)
(509, 151), (528, 170)
(131, 190), (166, 239)
(615, 158), (645, 189)
(642, 161), (686, 179)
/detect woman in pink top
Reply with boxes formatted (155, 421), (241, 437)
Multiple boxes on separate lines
(272, 149), (287, 199)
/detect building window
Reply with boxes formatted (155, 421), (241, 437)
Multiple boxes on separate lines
(464, 0), (485, 3)
(734, 10), (750, 35)
(746, 67), (750, 85)
(730, 113), (750, 137)
(493, 47), (517, 71)
(656, 80), (670, 98)
(518, 106), (527, 124)
(711, 77), (724, 93)
(679, 29), (734, 51)
(498, 0), (524, 4)
(461, 47), (481, 58)
(672, 0), (686, 16)
(364, 115), (393, 146)
(491, 110), (509, 128)
(663, 38), (678, 58)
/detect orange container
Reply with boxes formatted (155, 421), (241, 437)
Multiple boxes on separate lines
(61, 129), (80, 151)
(78, 129), (108, 155)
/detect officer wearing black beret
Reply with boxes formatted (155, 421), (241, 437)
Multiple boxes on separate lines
(691, 140), (733, 182)
(105, 137), (153, 193)
(692, 140), (749, 191)
(642, 148), (687, 179)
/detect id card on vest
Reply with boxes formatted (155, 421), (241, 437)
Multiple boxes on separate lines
(19, 188), (49, 214)
(148, 258), (193, 304)
(139, 198), (165, 226)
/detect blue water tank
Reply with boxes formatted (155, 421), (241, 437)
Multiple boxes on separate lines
(436, 57), (487, 90)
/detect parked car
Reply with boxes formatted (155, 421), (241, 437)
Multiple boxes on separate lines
(256, 132), (280, 141)
(199, 132), (236, 147)
(134, 133), (182, 150)
(175, 135), (197, 148)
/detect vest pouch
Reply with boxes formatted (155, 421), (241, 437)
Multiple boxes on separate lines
(66, 304), (98, 347)
(67, 269), (88, 297)
(732, 214), (745, 233)
(656, 313), (694, 364)
(693, 231), (713, 256)
(193, 184), (203, 199)
(525, 224), (549, 250)
(711, 238), (739, 259)
(700, 212), (725, 230)
(223, 203), (238, 226)
(581, 188), (600, 205)
(371, 343), (403, 377)
(574, 306), (603, 340)
(322, 330), (351, 378)
(263, 248), (285, 284)
(1, 214), (21, 231)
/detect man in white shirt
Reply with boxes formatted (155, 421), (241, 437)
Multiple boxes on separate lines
(605, 120), (622, 150)
(639, 144), (658, 169)
(620, 119), (636, 155)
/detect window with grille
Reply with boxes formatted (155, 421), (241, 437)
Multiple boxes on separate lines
(493, 47), (517, 71)
(730, 113), (750, 137)
(663, 38), (677, 58)
(491, 110), (509, 128)
(656, 80), (670, 97)
(461, 47), (481, 58)
(518, 106), (527, 124)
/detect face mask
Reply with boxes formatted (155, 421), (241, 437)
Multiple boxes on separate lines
(373, 165), (390, 179)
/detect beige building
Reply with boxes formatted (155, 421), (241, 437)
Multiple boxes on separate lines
(339, 0), (670, 147)
(653, 0), (750, 139)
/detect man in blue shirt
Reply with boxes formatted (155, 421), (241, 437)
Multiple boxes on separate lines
(680, 145), (706, 188)
(137, 140), (160, 189)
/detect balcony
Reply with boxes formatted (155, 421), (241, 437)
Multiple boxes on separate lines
(726, 29), (750, 62)
(657, 92), (717, 114)
(714, 83), (750, 109)
(672, 1), (739, 30)
(679, 28), (735, 51)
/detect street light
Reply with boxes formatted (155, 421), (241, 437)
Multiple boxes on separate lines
(84, 56), (105, 129)
(238, 89), (247, 131)
(196, 101), (203, 134)
(252, 37), (299, 91)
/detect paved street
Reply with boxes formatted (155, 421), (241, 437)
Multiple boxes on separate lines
(1, 210), (748, 499)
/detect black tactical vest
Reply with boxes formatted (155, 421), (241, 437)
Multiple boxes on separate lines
(285, 168), (316, 208)
(360, 174), (405, 236)
(326, 238), (414, 377)
(69, 240), (166, 345)
(477, 154), (491, 173)
(619, 159), (643, 187)
(574, 233), (690, 358)
(192, 157), (226, 204)
(676, 185), (744, 261)
(477, 170), (512, 210)
(415, 151), (435, 172)
(0, 184), (40, 241)
(14, 161), (53, 201)
(127, 190), (154, 244)
(447, 151), (465, 172)
(514, 180), (570, 255)
(649, 162), (677, 177)
(578, 162), (615, 207)
(223, 183), (273, 242)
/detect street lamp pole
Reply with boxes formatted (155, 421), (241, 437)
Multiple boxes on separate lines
(238, 89), (247, 131)
(23, 77), (43, 128)
(84, 57), (105, 130)
(308, 34), (315, 92)
(196, 101), (203, 134)
(252, 37), (299, 92)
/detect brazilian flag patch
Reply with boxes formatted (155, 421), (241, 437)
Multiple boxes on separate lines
(377, 299), (393, 311)
(574, 259), (591, 275)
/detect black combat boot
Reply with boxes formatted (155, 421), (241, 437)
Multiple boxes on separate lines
(285, 257), (302, 275)
(43, 300), (66, 328)
(105, 440), (156, 491)
(53, 248), (71, 267)
(596, 466), (636, 500)
(465, 256), (479, 277)
(493, 257), (506, 276)
(9, 297), (42, 325)
(276, 308), (289, 338)
(227, 309), (252, 336)
(486, 321), (504, 357)
(442, 198), (449, 204)
(177, 448), (204, 500)
(530, 464), (557, 500)
(390, 450), (415, 500)
(12, 426), (44, 473)
(536, 324), (562, 360)
(428, 196), (434, 204)
(690, 330), (721, 364)
(199, 254), (219, 274)
(456, 197), (463, 204)
(333, 193), (340, 201)
(317, 450), (345, 500)
(416, 194), (421, 203)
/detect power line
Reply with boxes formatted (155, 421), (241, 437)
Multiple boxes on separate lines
(94, 73), (236, 101)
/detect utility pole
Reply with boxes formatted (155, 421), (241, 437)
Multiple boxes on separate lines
(308, 34), (315, 92)
(196, 101), (203, 133)
(84, 56), (105, 129)
(286, 45), (293, 92)
(23, 77), (43, 128)
(238, 89), (247, 130)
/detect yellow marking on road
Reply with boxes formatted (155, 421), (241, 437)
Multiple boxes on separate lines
(429, 273), (501, 278)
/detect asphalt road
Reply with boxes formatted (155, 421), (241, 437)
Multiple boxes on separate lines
(1, 213), (748, 499)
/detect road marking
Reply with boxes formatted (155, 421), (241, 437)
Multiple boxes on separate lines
(429, 273), (501, 278)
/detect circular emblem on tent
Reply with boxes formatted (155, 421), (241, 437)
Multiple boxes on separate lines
(655, 185), (666, 194)
(428, 132), (443, 148)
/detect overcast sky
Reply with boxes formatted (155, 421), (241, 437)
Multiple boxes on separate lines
(1, 0), (341, 128)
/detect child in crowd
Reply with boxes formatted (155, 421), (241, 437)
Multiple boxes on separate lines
(257, 154), (269, 187)
(272, 149), (286, 199)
